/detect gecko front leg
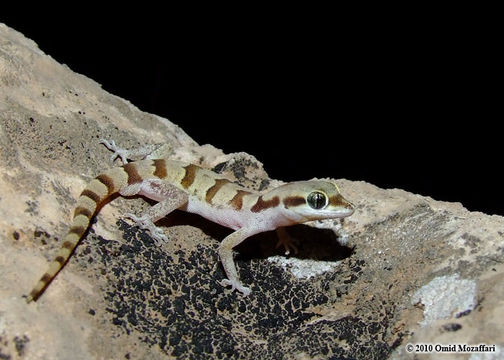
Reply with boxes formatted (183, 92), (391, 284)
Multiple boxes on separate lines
(218, 227), (259, 296)
(275, 227), (299, 255)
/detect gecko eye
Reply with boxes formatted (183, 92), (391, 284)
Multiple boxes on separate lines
(307, 191), (328, 210)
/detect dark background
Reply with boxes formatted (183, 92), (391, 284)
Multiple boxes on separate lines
(3, 13), (501, 215)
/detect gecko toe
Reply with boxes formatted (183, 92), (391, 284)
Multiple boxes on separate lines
(125, 213), (168, 245)
(220, 279), (251, 296)
(100, 139), (129, 163)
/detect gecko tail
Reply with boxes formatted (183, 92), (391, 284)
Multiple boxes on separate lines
(25, 225), (85, 303)
(26, 171), (120, 303)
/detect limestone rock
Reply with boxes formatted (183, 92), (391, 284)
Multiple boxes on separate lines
(1, 23), (503, 360)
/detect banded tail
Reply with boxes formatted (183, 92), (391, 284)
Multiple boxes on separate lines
(26, 166), (127, 302)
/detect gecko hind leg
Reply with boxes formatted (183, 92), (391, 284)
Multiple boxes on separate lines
(100, 139), (168, 164)
(120, 179), (189, 246)
(125, 212), (170, 245)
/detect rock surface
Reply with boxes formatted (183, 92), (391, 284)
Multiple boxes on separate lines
(1, 23), (503, 360)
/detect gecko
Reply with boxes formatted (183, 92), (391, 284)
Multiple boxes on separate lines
(26, 140), (355, 302)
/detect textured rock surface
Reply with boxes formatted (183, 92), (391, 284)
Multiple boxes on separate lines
(1, 23), (503, 360)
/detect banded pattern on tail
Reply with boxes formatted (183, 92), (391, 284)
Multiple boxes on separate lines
(26, 147), (356, 301)
(26, 167), (128, 302)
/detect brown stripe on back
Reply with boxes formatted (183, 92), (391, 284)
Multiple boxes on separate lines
(96, 174), (115, 195)
(153, 159), (167, 179)
(123, 162), (142, 185)
(283, 196), (306, 208)
(80, 189), (101, 204)
(74, 206), (93, 219)
(181, 164), (199, 189)
(229, 190), (252, 210)
(55, 256), (66, 265)
(251, 196), (280, 213)
(205, 179), (230, 204)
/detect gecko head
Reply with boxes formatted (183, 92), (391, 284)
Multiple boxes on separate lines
(277, 180), (355, 222)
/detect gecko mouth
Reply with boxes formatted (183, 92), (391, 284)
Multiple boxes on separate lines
(342, 207), (355, 216)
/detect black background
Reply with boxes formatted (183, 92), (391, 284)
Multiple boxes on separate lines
(3, 12), (501, 215)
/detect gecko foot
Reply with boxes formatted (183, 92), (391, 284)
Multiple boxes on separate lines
(220, 279), (251, 296)
(275, 228), (299, 256)
(275, 238), (299, 256)
(100, 139), (130, 164)
(125, 213), (168, 246)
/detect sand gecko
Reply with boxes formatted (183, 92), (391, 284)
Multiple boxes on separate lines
(26, 140), (354, 302)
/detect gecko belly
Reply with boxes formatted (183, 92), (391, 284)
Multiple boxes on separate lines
(186, 197), (249, 230)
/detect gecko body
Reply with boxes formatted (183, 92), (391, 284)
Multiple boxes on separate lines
(27, 143), (354, 302)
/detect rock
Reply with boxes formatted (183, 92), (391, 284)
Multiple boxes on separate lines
(1, 23), (503, 359)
